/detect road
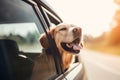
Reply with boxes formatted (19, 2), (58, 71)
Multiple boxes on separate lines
(80, 49), (120, 80)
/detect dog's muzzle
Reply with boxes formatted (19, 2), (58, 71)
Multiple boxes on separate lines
(61, 37), (83, 54)
(61, 26), (82, 54)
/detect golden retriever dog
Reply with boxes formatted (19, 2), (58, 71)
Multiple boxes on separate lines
(40, 23), (83, 70)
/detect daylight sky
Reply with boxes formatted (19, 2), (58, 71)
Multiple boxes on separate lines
(46, 0), (117, 37)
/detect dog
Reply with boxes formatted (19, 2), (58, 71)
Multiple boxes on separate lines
(40, 23), (83, 70)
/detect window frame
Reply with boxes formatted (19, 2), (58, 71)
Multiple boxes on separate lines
(33, 0), (85, 80)
(24, 0), (65, 79)
(25, 0), (86, 79)
(29, 0), (84, 79)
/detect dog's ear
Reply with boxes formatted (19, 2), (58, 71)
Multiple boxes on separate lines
(39, 33), (49, 49)
(39, 27), (55, 49)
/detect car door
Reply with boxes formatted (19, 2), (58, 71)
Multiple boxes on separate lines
(0, 0), (61, 80)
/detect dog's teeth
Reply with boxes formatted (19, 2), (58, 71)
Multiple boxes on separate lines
(66, 44), (72, 48)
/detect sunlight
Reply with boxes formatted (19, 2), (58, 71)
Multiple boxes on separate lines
(47, 0), (117, 37)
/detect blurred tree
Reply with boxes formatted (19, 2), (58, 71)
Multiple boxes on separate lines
(26, 31), (39, 44)
(114, 0), (120, 5)
(107, 0), (120, 45)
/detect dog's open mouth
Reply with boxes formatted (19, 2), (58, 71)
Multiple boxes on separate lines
(61, 38), (82, 54)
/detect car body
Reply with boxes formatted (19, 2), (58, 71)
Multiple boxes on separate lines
(0, 0), (87, 80)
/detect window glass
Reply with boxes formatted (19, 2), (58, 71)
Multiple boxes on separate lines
(0, 0), (57, 80)
(0, 23), (41, 52)
(0, 0), (44, 52)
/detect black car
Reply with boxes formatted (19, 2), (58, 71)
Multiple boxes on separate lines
(0, 0), (87, 80)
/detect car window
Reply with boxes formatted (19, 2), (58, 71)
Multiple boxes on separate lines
(0, 0), (44, 52)
(0, 23), (41, 52)
(0, 0), (57, 80)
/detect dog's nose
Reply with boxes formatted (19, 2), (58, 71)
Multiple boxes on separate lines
(73, 27), (81, 34)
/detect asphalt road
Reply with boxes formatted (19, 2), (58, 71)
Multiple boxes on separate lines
(80, 49), (120, 80)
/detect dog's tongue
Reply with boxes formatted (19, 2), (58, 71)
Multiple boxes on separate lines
(73, 44), (81, 50)
(66, 43), (82, 50)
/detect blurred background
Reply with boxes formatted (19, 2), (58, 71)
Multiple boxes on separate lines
(47, 0), (120, 80)
(47, 0), (120, 56)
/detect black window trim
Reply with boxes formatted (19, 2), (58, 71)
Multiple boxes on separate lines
(33, 0), (64, 74)
(35, 0), (63, 23)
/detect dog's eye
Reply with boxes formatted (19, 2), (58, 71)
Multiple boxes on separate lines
(59, 28), (67, 31)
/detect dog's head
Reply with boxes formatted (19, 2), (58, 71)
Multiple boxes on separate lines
(40, 23), (83, 54)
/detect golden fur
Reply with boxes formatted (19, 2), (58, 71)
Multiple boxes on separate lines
(40, 23), (83, 70)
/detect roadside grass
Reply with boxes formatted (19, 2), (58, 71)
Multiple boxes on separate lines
(84, 42), (120, 56)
